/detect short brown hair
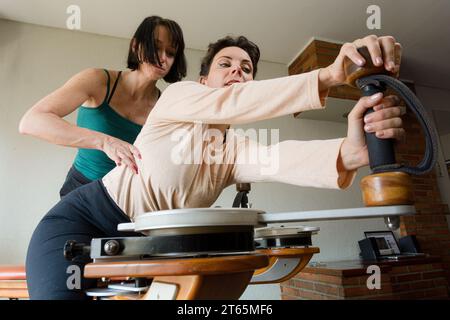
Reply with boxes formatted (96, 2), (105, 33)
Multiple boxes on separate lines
(199, 36), (260, 78)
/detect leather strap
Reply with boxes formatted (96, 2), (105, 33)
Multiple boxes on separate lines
(356, 75), (438, 175)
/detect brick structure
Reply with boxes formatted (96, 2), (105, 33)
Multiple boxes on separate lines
(281, 258), (449, 300)
(285, 39), (450, 299)
(396, 110), (450, 284)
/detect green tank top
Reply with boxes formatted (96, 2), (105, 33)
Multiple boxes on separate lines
(73, 69), (143, 180)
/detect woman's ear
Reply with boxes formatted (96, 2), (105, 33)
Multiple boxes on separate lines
(199, 76), (207, 85)
(132, 39), (144, 62)
(131, 38), (138, 53)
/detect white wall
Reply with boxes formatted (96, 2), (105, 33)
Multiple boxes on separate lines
(0, 19), (391, 300)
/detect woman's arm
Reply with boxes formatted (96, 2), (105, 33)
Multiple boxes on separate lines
(229, 93), (404, 188)
(152, 35), (400, 127)
(229, 132), (356, 190)
(19, 68), (141, 173)
(151, 69), (327, 125)
(19, 68), (108, 148)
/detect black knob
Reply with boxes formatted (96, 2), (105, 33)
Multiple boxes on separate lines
(134, 278), (149, 288)
(63, 240), (90, 261)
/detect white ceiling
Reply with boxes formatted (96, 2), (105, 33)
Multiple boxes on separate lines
(1, 0), (449, 91)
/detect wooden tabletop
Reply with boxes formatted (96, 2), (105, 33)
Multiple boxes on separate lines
(84, 254), (269, 279)
(302, 255), (440, 276)
(256, 247), (320, 257)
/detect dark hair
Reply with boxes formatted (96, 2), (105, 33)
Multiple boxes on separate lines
(199, 36), (260, 78)
(127, 16), (187, 83)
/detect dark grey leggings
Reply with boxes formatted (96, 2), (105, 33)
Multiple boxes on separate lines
(26, 180), (140, 300)
(59, 165), (92, 199)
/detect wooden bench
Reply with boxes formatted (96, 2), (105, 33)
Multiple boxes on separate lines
(0, 265), (28, 299)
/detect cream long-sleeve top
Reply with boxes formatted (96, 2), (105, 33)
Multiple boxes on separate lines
(102, 69), (357, 221)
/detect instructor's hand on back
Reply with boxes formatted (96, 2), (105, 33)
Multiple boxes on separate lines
(101, 135), (141, 174)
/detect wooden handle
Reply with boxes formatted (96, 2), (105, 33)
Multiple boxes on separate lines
(344, 47), (411, 208)
(344, 46), (398, 87)
(360, 172), (413, 206)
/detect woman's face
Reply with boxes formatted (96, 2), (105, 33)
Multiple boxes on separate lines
(200, 46), (254, 88)
(140, 25), (177, 80)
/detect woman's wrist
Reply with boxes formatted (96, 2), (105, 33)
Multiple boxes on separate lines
(318, 67), (340, 92)
(96, 132), (110, 151)
(338, 138), (367, 171)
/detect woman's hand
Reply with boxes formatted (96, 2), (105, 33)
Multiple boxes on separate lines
(102, 136), (142, 174)
(339, 93), (405, 171)
(319, 35), (402, 89)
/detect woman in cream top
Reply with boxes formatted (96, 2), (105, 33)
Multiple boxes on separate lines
(26, 34), (404, 300)
(103, 35), (403, 220)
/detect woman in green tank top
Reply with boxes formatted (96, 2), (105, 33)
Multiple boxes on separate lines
(19, 16), (187, 198)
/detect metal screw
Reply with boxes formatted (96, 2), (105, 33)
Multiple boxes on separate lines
(104, 240), (121, 256)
